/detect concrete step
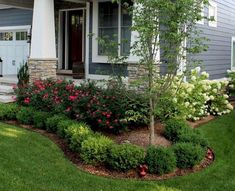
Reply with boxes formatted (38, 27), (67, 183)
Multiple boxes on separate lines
(0, 84), (14, 94)
(0, 95), (15, 103)
(0, 76), (18, 86)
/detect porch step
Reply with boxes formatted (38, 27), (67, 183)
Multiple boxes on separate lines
(0, 85), (14, 94)
(0, 95), (15, 103)
(0, 76), (18, 86)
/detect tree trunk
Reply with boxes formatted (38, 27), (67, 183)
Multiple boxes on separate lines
(149, 97), (155, 145)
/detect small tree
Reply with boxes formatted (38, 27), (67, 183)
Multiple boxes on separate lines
(131, 0), (209, 145)
(109, 0), (209, 144)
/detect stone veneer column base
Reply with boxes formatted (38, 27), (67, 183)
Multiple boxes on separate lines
(28, 58), (57, 83)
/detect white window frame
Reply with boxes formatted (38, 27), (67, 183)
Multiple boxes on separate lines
(196, 2), (204, 25)
(92, 0), (139, 63)
(231, 37), (235, 70)
(208, 0), (217, 27)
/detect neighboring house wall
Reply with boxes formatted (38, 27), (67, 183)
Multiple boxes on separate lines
(0, 8), (32, 27)
(193, 0), (235, 79)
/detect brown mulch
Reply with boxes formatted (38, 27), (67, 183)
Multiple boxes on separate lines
(4, 119), (215, 180)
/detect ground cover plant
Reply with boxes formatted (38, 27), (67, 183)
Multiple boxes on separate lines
(0, 110), (234, 190)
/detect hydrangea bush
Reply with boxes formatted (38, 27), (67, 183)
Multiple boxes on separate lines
(161, 67), (233, 121)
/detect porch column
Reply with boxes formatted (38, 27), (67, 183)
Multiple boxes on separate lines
(29, 0), (57, 82)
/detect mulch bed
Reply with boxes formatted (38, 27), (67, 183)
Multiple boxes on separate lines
(4, 119), (215, 180)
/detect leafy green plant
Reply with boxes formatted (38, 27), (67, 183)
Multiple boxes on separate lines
(57, 119), (77, 138)
(80, 135), (114, 165)
(68, 123), (93, 151)
(16, 107), (35, 125)
(45, 114), (68, 133)
(178, 129), (209, 149)
(107, 143), (145, 172)
(17, 62), (29, 87)
(164, 118), (191, 143)
(33, 111), (51, 129)
(0, 103), (18, 120)
(173, 142), (205, 169)
(146, 146), (176, 175)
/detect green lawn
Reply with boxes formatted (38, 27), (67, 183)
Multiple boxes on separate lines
(0, 111), (235, 191)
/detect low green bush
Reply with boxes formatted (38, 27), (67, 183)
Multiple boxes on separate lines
(45, 114), (68, 132)
(33, 111), (51, 129)
(57, 119), (77, 138)
(107, 143), (145, 172)
(0, 103), (18, 120)
(178, 130), (209, 149)
(16, 107), (35, 125)
(146, 146), (176, 175)
(80, 134), (114, 165)
(164, 118), (191, 143)
(173, 142), (205, 169)
(68, 123), (93, 151)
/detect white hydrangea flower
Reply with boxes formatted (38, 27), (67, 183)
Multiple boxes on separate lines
(227, 104), (234, 110)
(210, 95), (215, 100)
(191, 76), (196, 81)
(223, 94), (229, 99)
(201, 71), (209, 78)
(195, 67), (201, 73)
(173, 98), (178, 103)
(229, 84), (234, 89)
(185, 102), (190, 107)
(227, 69), (232, 74)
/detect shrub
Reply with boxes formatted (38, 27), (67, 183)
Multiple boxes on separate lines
(33, 111), (51, 129)
(173, 143), (205, 169)
(68, 123), (93, 151)
(0, 103), (18, 120)
(146, 146), (176, 175)
(80, 135), (114, 165)
(164, 118), (191, 143)
(107, 143), (145, 172)
(57, 119), (77, 138)
(45, 114), (68, 132)
(16, 107), (35, 125)
(178, 130), (209, 149)
(64, 122), (92, 142)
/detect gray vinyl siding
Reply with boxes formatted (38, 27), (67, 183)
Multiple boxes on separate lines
(88, 2), (127, 76)
(0, 8), (32, 27)
(191, 0), (235, 79)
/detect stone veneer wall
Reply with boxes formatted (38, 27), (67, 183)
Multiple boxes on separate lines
(28, 59), (57, 82)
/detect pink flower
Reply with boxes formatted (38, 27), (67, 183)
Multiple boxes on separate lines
(69, 95), (77, 101)
(66, 107), (72, 112)
(24, 97), (30, 104)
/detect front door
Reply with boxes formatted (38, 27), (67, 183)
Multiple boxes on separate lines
(69, 10), (84, 79)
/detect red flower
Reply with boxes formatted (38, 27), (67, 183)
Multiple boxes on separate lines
(69, 95), (77, 101)
(24, 97), (30, 104)
(98, 119), (102, 124)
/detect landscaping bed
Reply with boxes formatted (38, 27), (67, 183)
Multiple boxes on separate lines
(4, 119), (214, 180)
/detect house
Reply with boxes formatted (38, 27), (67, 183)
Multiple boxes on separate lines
(0, 0), (234, 82)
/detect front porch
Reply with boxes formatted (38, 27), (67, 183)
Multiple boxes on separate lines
(0, 0), (90, 81)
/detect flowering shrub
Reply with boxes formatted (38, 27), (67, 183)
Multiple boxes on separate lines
(160, 67), (233, 121)
(227, 70), (235, 94)
(15, 79), (148, 132)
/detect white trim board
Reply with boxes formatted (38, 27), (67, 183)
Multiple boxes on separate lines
(0, 25), (31, 32)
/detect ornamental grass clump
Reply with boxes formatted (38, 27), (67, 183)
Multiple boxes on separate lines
(146, 146), (176, 175)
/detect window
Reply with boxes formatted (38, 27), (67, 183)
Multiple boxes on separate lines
(93, 1), (133, 62)
(232, 37), (235, 69)
(0, 32), (13, 41)
(208, 1), (217, 27)
(16, 32), (27, 41)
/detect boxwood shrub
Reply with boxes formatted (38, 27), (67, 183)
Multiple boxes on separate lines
(177, 130), (209, 149)
(57, 119), (77, 138)
(173, 142), (205, 169)
(107, 143), (145, 172)
(0, 103), (18, 120)
(16, 107), (35, 125)
(164, 118), (191, 143)
(45, 114), (68, 132)
(33, 111), (51, 129)
(80, 134), (114, 165)
(146, 146), (176, 175)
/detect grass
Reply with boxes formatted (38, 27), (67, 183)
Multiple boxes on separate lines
(0, 111), (235, 191)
